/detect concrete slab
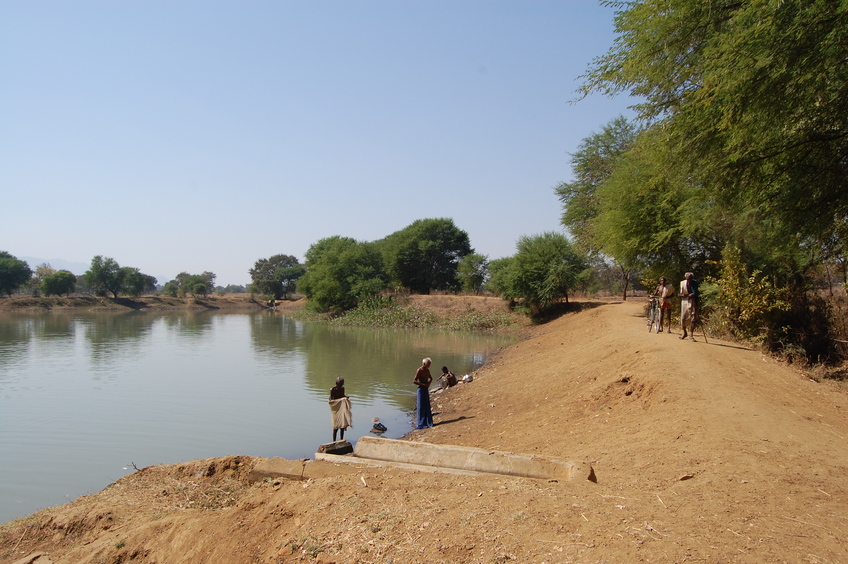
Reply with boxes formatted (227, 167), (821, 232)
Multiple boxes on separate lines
(248, 457), (361, 483)
(319, 437), (596, 482)
(314, 452), (487, 476)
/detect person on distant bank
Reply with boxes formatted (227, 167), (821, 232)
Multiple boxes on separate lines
(328, 377), (352, 441)
(679, 272), (699, 341)
(654, 277), (673, 333)
(413, 357), (434, 429)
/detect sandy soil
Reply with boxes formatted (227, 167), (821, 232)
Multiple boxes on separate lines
(2, 298), (847, 563)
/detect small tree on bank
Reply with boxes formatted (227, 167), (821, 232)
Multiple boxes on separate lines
(41, 270), (77, 297)
(498, 232), (586, 315)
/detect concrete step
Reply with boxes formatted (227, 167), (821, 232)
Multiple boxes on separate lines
(316, 436), (596, 482)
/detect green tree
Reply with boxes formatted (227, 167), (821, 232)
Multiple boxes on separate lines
(41, 270), (77, 297)
(168, 271), (216, 297)
(579, 0), (848, 274)
(378, 218), (473, 294)
(297, 236), (385, 313)
(28, 263), (56, 295)
(484, 256), (515, 298)
(250, 254), (306, 300)
(0, 251), (33, 296)
(121, 268), (157, 297)
(556, 116), (638, 254)
(556, 117), (643, 299)
(162, 281), (179, 297)
(457, 253), (489, 294)
(499, 233), (586, 315)
(83, 256), (123, 298)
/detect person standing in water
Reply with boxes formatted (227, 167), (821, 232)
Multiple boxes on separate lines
(328, 377), (352, 441)
(413, 357), (434, 429)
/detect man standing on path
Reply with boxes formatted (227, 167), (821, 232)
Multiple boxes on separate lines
(679, 272), (698, 341)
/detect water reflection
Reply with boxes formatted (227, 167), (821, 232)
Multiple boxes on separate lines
(0, 310), (516, 525)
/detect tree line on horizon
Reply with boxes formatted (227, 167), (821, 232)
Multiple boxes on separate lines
(249, 217), (585, 316)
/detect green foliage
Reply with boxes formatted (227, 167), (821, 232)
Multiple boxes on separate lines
(332, 295), (438, 328)
(168, 271), (216, 297)
(83, 256), (123, 298)
(378, 218), (473, 294)
(249, 254), (305, 300)
(484, 257), (514, 297)
(40, 270), (77, 297)
(580, 0), (848, 272)
(330, 295), (515, 330)
(457, 253), (489, 294)
(701, 246), (790, 341)
(120, 268), (157, 298)
(83, 256), (157, 298)
(297, 236), (386, 313)
(0, 251), (33, 296)
(498, 232), (586, 315)
(163, 282), (179, 297)
(555, 115), (638, 254)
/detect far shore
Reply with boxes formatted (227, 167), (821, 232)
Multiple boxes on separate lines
(0, 294), (285, 313)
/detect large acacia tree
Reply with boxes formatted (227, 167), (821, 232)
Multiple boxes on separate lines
(556, 116), (640, 298)
(579, 0), (848, 276)
(250, 254), (305, 300)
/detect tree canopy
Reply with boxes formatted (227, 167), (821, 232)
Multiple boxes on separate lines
(41, 270), (77, 297)
(297, 236), (385, 313)
(495, 232), (586, 315)
(250, 254), (305, 300)
(83, 256), (124, 298)
(0, 251), (33, 296)
(378, 218), (473, 294)
(579, 0), (848, 271)
(83, 256), (157, 298)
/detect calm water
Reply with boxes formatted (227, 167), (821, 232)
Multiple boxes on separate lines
(0, 310), (515, 524)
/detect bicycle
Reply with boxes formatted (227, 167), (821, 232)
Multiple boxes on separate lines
(646, 295), (660, 333)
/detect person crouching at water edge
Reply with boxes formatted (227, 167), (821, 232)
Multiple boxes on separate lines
(329, 377), (352, 441)
(413, 357), (434, 429)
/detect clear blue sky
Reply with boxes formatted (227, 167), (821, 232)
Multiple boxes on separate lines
(1, 1), (632, 287)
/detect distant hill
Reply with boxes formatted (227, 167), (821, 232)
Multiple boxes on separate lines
(20, 257), (89, 276)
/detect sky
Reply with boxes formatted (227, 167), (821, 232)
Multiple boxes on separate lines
(1, 1), (633, 287)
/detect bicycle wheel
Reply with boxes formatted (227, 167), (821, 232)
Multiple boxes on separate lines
(646, 301), (656, 332)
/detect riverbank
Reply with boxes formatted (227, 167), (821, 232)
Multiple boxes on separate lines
(2, 299), (847, 563)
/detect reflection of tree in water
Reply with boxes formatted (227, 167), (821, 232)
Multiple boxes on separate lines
(300, 325), (515, 407)
(0, 314), (44, 374)
(160, 311), (215, 338)
(249, 313), (305, 358)
(79, 312), (157, 369)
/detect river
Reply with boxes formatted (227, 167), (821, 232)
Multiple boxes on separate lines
(0, 310), (515, 524)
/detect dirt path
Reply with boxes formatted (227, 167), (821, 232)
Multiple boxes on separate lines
(2, 299), (847, 563)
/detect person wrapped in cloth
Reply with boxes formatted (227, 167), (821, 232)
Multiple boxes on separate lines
(328, 377), (352, 441)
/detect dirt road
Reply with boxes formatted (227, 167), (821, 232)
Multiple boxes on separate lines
(2, 299), (847, 563)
